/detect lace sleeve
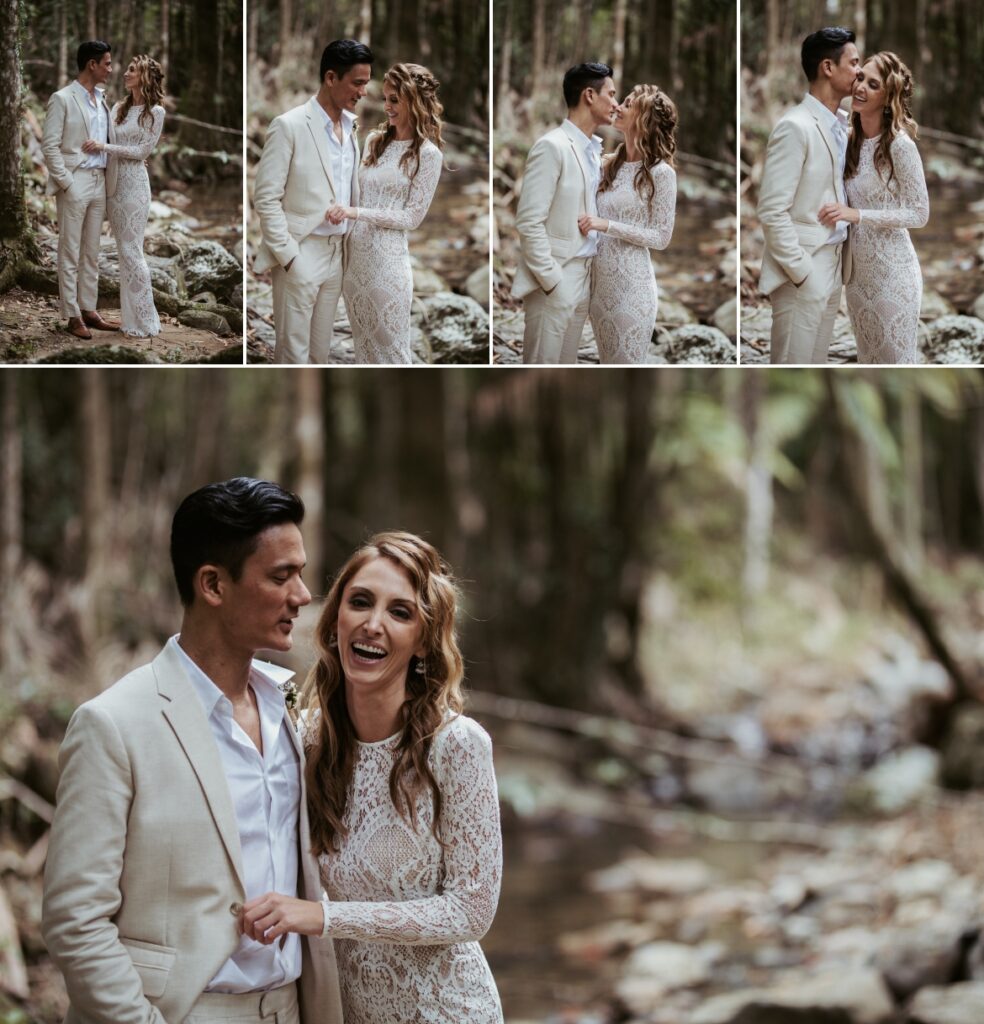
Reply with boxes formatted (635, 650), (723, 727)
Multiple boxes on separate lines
(354, 142), (443, 231)
(604, 162), (676, 250)
(104, 107), (164, 161)
(323, 717), (502, 945)
(856, 136), (928, 230)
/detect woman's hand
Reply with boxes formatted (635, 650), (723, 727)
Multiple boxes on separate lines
(325, 204), (356, 224)
(817, 202), (859, 227)
(577, 214), (609, 235)
(241, 892), (324, 944)
(81, 139), (105, 154)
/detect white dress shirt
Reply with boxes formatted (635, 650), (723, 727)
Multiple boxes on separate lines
(170, 636), (302, 993)
(803, 93), (849, 246)
(565, 118), (602, 258)
(310, 100), (356, 237)
(75, 81), (108, 170)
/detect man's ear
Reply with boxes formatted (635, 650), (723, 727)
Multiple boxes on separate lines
(194, 564), (225, 608)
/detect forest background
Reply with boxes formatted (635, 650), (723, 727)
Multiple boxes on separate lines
(4, 368), (984, 1022)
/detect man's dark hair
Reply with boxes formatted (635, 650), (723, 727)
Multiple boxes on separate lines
(77, 40), (111, 73)
(562, 62), (614, 108)
(319, 39), (374, 83)
(170, 477), (305, 606)
(801, 27), (856, 82)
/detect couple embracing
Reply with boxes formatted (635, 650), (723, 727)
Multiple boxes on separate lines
(42, 40), (166, 340)
(759, 27), (929, 364)
(42, 478), (504, 1024)
(254, 40), (444, 365)
(512, 62), (678, 365)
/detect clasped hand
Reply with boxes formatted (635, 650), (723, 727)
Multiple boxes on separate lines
(817, 202), (859, 227)
(241, 892), (324, 944)
(81, 139), (105, 154)
(325, 204), (355, 224)
(577, 214), (608, 235)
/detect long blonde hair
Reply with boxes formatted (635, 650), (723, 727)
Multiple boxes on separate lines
(363, 63), (444, 182)
(300, 532), (465, 856)
(845, 51), (918, 185)
(115, 54), (164, 129)
(599, 84), (677, 211)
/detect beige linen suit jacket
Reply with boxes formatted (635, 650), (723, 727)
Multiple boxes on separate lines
(41, 82), (118, 199)
(757, 98), (853, 296)
(253, 98), (361, 274)
(42, 642), (343, 1024)
(510, 121), (596, 300)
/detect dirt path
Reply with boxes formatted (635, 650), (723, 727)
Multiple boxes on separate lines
(0, 288), (242, 364)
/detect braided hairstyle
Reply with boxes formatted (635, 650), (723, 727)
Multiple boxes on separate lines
(115, 54), (164, 130)
(845, 51), (918, 185)
(363, 63), (444, 183)
(598, 84), (677, 213)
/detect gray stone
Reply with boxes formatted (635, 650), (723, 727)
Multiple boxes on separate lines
(887, 860), (956, 901)
(973, 293), (984, 322)
(177, 309), (232, 336)
(465, 264), (490, 308)
(412, 264), (450, 295)
(921, 289), (956, 321)
(875, 921), (965, 1001)
(589, 856), (717, 895)
(655, 324), (735, 364)
(922, 316), (984, 364)
(849, 746), (940, 814)
(907, 981), (984, 1024)
(413, 292), (489, 363)
(657, 297), (699, 326)
(177, 239), (242, 299)
(616, 941), (710, 1015)
(713, 297), (738, 339)
(691, 969), (894, 1024)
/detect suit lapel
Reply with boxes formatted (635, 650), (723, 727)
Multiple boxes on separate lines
(153, 644), (247, 893)
(807, 106), (843, 200)
(560, 123), (592, 202)
(305, 100), (337, 198)
(71, 85), (92, 135)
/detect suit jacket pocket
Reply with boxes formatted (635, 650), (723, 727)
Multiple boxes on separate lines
(120, 937), (177, 999)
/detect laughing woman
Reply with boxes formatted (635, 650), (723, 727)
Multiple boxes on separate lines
(325, 64), (444, 364)
(243, 533), (504, 1024)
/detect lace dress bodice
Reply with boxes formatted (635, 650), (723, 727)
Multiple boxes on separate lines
(317, 714), (503, 1023)
(589, 159), (676, 363)
(343, 135), (443, 364)
(105, 103), (164, 337)
(844, 132), (929, 363)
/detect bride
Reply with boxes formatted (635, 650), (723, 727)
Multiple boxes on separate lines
(818, 52), (929, 364)
(324, 64), (444, 364)
(243, 532), (504, 1024)
(83, 54), (165, 338)
(578, 83), (677, 364)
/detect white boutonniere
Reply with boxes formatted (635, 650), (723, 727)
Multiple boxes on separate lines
(278, 678), (298, 710)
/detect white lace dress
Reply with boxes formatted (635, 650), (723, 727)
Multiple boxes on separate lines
(589, 160), (676, 364)
(318, 714), (503, 1024)
(105, 103), (164, 337)
(844, 133), (929, 364)
(343, 135), (443, 364)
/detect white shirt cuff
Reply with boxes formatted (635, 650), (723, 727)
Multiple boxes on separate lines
(320, 897), (331, 938)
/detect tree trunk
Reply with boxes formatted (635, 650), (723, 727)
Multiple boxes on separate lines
(278, 0), (292, 65)
(0, 373), (23, 677)
(854, 0), (867, 62)
(611, 0), (627, 99)
(58, 0), (68, 88)
(86, 0), (96, 39)
(81, 370), (112, 647)
(294, 371), (325, 597)
(495, 0), (513, 132)
(901, 383), (924, 571)
(160, 0), (170, 85)
(530, 0), (545, 112)
(741, 371), (773, 601)
(357, 0), (372, 45)
(0, 0), (32, 293)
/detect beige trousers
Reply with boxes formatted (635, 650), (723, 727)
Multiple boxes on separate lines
(184, 982), (299, 1024)
(769, 243), (843, 364)
(55, 167), (106, 320)
(271, 234), (344, 365)
(522, 257), (592, 365)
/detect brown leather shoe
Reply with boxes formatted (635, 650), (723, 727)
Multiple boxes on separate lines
(81, 310), (120, 331)
(66, 317), (93, 340)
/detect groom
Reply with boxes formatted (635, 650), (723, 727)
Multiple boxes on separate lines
(253, 38), (373, 365)
(758, 27), (861, 363)
(42, 478), (342, 1024)
(41, 40), (120, 340)
(511, 61), (618, 364)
